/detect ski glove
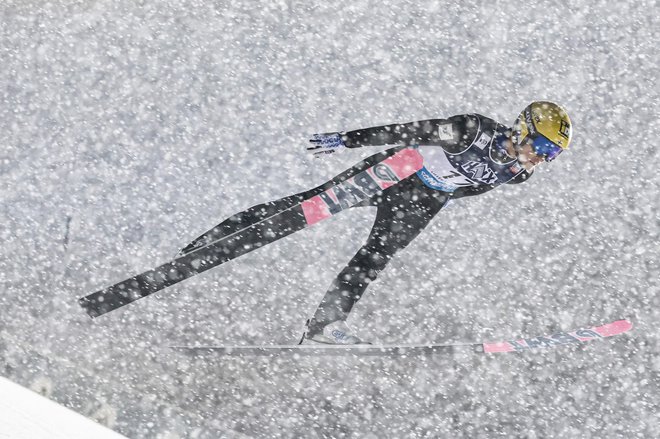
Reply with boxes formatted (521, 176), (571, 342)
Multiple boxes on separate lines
(307, 132), (347, 157)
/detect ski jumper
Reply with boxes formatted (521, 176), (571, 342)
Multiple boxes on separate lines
(178, 114), (532, 332)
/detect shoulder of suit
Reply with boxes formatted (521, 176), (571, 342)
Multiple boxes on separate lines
(442, 114), (486, 149)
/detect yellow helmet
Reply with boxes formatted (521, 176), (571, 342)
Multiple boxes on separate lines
(513, 101), (572, 161)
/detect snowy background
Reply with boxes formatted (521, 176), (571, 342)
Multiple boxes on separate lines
(1, 0), (658, 437)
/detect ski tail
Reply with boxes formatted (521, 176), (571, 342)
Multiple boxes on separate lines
(171, 343), (481, 357)
(79, 205), (310, 317)
(79, 146), (424, 318)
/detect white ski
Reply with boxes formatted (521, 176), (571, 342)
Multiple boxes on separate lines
(171, 319), (632, 356)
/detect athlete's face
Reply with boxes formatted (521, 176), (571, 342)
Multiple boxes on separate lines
(515, 141), (546, 171)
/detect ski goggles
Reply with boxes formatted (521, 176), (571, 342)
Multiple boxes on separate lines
(524, 134), (564, 162)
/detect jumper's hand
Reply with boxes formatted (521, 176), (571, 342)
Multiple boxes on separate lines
(307, 132), (346, 157)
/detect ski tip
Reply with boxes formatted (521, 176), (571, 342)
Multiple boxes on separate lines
(598, 319), (633, 336)
(482, 318), (633, 354)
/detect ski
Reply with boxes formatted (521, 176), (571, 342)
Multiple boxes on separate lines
(171, 319), (632, 357)
(79, 147), (424, 318)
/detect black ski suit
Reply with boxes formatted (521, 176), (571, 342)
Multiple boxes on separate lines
(180, 114), (533, 332)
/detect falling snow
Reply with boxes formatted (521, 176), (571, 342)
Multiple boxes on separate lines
(1, 0), (658, 437)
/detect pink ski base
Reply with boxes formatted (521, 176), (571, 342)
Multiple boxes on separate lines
(301, 148), (423, 226)
(483, 319), (632, 353)
(300, 195), (333, 226)
(595, 319), (632, 336)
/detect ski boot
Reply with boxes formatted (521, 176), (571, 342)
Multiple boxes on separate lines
(299, 319), (371, 345)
